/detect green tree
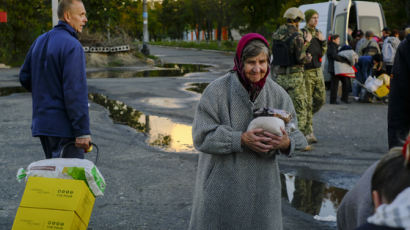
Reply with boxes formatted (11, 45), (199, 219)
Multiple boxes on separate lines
(0, 0), (50, 66)
(83, 0), (129, 40)
(118, 0), (143, 40)
(160, 0), (187, 39)
(375, 0), (409, 30)
(148, 1), (164, 41)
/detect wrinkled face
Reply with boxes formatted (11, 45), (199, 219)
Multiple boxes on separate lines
(64, 1), (87, 33)
(308, 14), (319, 27)
(243, 52), (268, 83)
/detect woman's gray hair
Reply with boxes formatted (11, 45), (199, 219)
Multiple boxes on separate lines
(241, 39), (270, 65)
(58, 0), (82, 19)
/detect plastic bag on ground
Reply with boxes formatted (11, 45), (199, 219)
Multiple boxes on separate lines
(364, 76), (383, 92)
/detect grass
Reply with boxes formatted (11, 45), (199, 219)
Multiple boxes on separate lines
(149, 40), (237, 52)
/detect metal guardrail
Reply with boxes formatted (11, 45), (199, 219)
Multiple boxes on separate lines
(83, 45), (131, 53)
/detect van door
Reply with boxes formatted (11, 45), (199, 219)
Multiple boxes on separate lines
(354, 1), (385, 38)
(332, 0), (352, 45)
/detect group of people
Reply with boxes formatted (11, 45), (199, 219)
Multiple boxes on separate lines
(189, 6), (410, 230)
(19, 0), (410, 229)
(328, 26), (407, 104)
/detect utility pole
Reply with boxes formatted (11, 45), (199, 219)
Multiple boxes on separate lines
(52, 0), (58, 26)
(141, 0), (150, 56)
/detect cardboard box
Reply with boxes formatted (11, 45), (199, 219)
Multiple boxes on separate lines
(17, 177), (95, 225)
(12, 207), (86, 230)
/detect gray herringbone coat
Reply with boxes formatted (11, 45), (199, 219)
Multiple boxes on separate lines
(189, 72), (307, 230)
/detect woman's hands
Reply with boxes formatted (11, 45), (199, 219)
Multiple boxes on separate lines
(241, 127), (290, 154)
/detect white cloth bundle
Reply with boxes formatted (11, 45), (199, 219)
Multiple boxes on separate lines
(247, 117), (285, 136)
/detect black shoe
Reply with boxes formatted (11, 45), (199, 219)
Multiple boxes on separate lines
(330, 101), (339, 104)
(341, 99), (350, 104)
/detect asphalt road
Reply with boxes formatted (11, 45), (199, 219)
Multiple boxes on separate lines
(0, 45), (389, 229)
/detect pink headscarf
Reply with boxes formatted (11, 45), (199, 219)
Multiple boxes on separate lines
(233, 33), (271, 101)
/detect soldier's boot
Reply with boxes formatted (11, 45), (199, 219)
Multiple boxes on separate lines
(306, 133), (318, 144)
(302, 145), (313, 151)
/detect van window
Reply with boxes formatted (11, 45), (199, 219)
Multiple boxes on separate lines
(334, 14), (347, 45)
(359, 16), (381, 37)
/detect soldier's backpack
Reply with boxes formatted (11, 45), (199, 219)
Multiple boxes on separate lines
(271, 32), (299, 67)
(382, 39), (395, 63)
(362, 42), (379, 56)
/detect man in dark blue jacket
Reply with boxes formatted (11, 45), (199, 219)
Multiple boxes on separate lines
(19, 0), (91, 159)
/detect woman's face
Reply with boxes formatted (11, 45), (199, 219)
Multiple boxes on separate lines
(334, 37), (340, 45)
(243, 52), (268, 83)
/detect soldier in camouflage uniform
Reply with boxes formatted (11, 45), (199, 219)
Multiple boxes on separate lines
(301, 9), (327, 144)
(271, 7), (312, 150)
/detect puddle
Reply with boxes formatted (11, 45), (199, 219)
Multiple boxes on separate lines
(186, 83), (209, 94)
(87, 63), (210, 78)
(89, 93), (196, 152)
(161, 63), (211, 71)
(0, 86), (27, 96)
(281, 173), (347, 219)
(139, 97), (183, 109)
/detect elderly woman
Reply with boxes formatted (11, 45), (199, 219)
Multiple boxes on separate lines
(188, 33), (307, 230)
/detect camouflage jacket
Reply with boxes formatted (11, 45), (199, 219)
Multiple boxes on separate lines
(272, 24), (311, 66)
(302, 26), (327, 55)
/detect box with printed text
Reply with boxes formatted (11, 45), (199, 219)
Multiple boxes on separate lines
(13, 177), (95, 228)
(12, 207), (86, 230)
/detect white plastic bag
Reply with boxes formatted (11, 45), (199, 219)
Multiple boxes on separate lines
(17, 158), (106, 197)
(364, 76), (383, 92)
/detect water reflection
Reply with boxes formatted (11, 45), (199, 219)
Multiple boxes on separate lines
(186, 83), (209, 94)
(89, 93), (196, 152)
(281, 173), (347, 218)
(139, 97), (183, 108)
(87, 63), (210, 79)
(0, 86), (27, 96)
(161, 63), (211, 71)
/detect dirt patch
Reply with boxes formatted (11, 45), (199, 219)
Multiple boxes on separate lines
(86, 51), (148, 68)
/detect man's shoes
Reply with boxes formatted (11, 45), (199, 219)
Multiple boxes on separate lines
(354, 96), (359, 102)
(302, 145), (313, 151)
(330, 101), (339, 104)
(306, 133), (318, 144)
(341, 99), (350, 104)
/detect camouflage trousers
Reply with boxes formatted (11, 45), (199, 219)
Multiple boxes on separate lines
(275, 72), (308, 135)
(304, 68), (326, 135)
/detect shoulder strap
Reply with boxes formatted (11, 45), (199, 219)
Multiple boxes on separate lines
(286, 32), (299, 43)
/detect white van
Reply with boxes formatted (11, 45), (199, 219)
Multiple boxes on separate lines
(298, 0), (387, 81)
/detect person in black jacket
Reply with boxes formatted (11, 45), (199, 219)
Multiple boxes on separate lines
(327, 34), (351, 104)
(388, 31), (410, 149)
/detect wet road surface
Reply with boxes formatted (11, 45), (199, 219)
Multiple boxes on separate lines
(0, 45), (389, 229)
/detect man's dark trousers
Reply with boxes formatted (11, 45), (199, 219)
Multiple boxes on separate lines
(39, 136), (84, 159)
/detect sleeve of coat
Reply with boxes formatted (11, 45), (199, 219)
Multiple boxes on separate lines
(318, 30), (327, 55)
(62, 44), (91, 137)
(192, 84), (243, 155)
(294, 33), (310, 65)
(19, 41), (36, 92)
